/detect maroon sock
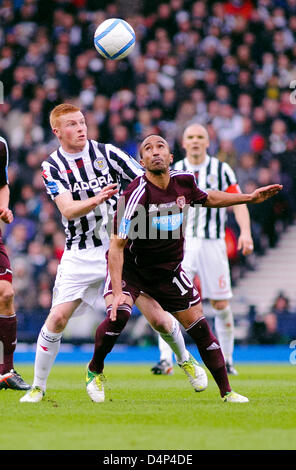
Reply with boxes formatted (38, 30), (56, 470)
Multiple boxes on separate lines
(88, 304), (131, 374)
(186, 316), (231, 397)
(0, 315), (17, 374)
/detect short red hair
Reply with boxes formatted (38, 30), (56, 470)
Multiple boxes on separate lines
(49, 103), (81, 129)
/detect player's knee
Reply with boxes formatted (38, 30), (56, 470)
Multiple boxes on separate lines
(47, 311), (68, 331)
(211, 300), (229, 311)
(145, 306), (173, 333)
(149, 317), (171, 334)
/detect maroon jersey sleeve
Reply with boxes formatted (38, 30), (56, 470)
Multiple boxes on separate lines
(113, 176), (147, 239)
(0, 137), (9, 186)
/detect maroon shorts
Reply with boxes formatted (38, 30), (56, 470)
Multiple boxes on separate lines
(104, 263), (200, 313)
(0, 236), (12, 283)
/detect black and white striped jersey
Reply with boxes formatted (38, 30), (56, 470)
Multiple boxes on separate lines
(41, 139), (144, 250)
(0, 136), (9, 186)
(173, 155), (238, 239)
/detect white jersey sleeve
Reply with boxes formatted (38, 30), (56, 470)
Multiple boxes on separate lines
(104, 143), (144, 183)
(221, 161), (238, 191)
(41, 159), (70, 200)
(174, 156), (239, 239)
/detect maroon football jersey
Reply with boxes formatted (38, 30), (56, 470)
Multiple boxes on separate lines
(113, 170), (208, 272)
(0, 137), (11, 281)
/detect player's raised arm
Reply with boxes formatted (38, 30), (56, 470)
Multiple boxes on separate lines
(204, 184), (283, 208)
(54, 183), (118, 220)
(108, 234), (129, 321)
(105, 143), (144, 183)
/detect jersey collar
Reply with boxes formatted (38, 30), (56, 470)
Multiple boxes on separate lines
(59, 140), (90, 160)
(184, 154), (210, 171)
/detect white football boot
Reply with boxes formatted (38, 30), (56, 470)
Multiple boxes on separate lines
(20, 386), (45, 403)
(86, 366), (105, 403)
(179, 353), (208, 392)
(222, 391), (249, 403)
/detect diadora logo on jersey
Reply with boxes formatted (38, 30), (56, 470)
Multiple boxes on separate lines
(93, 157), (108, 171)
(176, 196), (186, 209)
(70, 174), (114, 192)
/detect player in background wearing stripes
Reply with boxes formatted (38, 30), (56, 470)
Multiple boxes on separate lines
(152, 124), (254, 376)
(106, 134), (281, 402)
(20, 104), (204, 403)
(0, 137), (30, 391)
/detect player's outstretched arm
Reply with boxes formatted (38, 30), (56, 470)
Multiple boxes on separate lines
(108, 235), (129, 321)
(204, 184), (283, 209)
(55, 183), (118, 220)
(248, 184), (283, 203)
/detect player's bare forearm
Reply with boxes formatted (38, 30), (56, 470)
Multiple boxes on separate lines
(233, 205), (253, 255)
(204, 184), (283, 208)
(233, 204), (251, 235)
(0, 185), (10, 209)
(62, 198), (101, 219)
(108, 236), (126, 295)
(233, 204), (251, 228)
(205, 190), (251, 208)
(0, 185), (13, 223)
(108, 236), (128, 320)
(55, 184), (118, 219)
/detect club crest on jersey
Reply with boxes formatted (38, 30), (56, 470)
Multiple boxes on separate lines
(176, 196), (186, 209)
(94, 157), (107, 171)
(207, 174), (218, 187)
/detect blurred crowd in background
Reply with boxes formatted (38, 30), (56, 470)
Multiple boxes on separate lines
(0, 0), (296, 344)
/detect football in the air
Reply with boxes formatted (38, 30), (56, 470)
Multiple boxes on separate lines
(94, 18), (136, 60)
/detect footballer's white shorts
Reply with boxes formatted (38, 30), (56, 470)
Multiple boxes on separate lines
(182, 238), (232, 301)
(51, 245), (107, 317)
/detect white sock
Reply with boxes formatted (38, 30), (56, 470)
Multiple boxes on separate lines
(213, 305), (234, 365)
(159, 317), (189, 364)
(158, 335), (173, 363)
(33, 324), (63, 391)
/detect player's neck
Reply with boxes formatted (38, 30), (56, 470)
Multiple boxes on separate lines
(145, 170), (170, 190)
(186, 153), (206, 166)
(60, 142), (86, 155)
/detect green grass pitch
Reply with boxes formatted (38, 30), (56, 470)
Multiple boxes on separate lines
(0, 363), (295, 450)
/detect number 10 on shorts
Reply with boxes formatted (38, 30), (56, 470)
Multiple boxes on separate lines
(172, 271), (194, 296)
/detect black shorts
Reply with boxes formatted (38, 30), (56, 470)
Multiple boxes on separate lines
(104, 263), (200, 313)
